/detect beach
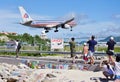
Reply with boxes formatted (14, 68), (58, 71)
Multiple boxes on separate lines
(0, 56), (114, 82)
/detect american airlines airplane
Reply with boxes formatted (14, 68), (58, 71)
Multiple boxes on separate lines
(18, 6), (77, 33)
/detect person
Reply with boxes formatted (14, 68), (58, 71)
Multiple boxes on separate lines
(87, 35), (97, 65)
(69, 37), (76, 63)
(15, 40), (21, 58)
(106, 36), (116, 63)
(99, 60), (114, 79)
(82, 43), (89, 64)
(110, 54), (120, 82)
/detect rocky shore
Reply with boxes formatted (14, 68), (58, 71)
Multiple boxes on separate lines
(0, 56), (114, 82)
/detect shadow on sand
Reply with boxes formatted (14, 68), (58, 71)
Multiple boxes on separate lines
(90, 77), (115, 82)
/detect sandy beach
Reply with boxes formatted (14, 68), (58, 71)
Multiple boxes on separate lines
(27, 69), (104, 82)
(0, 63), (106, 82)
(0, 56), (116, 82)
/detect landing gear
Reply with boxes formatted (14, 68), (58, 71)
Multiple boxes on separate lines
(45, 30), (49, 33)
(54, 30), (58, 32)
(70, 26), (73, 31)
(54, 27), (58, 32)
(44, 28), (49, 33)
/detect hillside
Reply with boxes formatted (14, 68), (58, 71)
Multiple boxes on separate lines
(99, 36), (120, 42)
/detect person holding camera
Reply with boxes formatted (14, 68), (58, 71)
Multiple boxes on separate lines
(106, 37), (116, 63)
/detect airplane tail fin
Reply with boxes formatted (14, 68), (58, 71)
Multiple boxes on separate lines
(18, 6), (33, 23)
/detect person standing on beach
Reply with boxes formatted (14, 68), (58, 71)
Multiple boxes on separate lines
(69, 37), (76, 63)
(15, 40), (21, 58)
(106, 37), (116, 63)
(82, 43), (89, 64)
(87, 35), (97, 65)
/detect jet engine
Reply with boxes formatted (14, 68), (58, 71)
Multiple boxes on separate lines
(61, 24), (70, 29)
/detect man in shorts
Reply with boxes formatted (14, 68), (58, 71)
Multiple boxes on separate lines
(87, 35), (97, 65)
(106, 37), (116, 63)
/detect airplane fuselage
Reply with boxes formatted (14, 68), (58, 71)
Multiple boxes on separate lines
(23, 20), (76, 28)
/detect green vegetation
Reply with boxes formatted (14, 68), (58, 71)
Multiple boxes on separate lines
(96, 46), (120, 53)
(6, 33), (50, 45)
(64, 45), (120, 53)
(0, 33), (120, 57)
(114, 46), (120, 52)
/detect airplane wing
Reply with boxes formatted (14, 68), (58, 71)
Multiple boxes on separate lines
(62, 17), (74, 25)
(45, 17), (75, 30)
(55, 17), (75, 28)
(44, 17), (75, 33)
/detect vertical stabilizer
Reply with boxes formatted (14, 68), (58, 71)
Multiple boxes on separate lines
(19, 6), (33, 23)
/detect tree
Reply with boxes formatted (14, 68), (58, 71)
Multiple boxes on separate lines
(22, 33), (34, 44)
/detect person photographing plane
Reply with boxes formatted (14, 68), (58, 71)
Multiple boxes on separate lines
(87, 35), (97, 65)
(106, 37), (116, 63)
(15, 40), (21, 58)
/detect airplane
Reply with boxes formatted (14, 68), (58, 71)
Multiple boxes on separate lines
(18, 6), (77, 33)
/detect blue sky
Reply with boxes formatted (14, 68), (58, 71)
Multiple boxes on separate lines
(0, 0), (120, 39)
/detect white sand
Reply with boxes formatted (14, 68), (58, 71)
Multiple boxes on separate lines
(33, 69), (105, 82)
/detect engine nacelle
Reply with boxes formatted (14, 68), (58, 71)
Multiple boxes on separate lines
(62, 24), (70, 29)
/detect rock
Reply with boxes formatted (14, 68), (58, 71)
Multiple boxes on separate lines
(7, 78), (17, 82)
(0, 78), (3, 82)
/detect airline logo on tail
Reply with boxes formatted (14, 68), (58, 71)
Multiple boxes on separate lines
(23, 13), (29, 18)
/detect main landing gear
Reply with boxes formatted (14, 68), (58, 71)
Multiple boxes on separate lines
(54, 30), (58, 32)
(45, 30), (49, 33)
(70, 26), (73, 31)
(54, 27), (58, 32)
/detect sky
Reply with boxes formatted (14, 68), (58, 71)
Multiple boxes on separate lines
(0, 0), (120, 39)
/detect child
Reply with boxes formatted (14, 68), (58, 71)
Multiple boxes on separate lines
(82, 43), (88, 64)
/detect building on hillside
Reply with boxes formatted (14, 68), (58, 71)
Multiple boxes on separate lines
(40, 31), (47, 39)
(6, 40), (16, 48)
(0, 31), (17, 35)
(0, 35), (9, 41)
(97, 42), (107, 46)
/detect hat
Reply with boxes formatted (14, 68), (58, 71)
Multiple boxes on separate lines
(110, 37), (114, 40)
(84, 43), (87, 45)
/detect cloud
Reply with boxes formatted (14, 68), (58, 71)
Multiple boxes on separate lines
(0, 8), (53, 35)
(112, 14), (120, 19)
(0, 8), (120, 38)
(0, 10), (18, 19)
(97, 26), (120, 37)
(67, 20), (120, 38)
(95, 21), (120, 37)
(47, 18), (120, 38)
